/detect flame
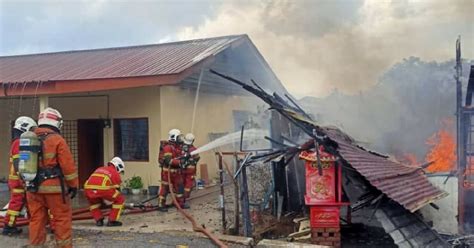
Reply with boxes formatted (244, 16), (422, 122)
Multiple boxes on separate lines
(401, 153), (419, 165)
(425, 119), (457, 172)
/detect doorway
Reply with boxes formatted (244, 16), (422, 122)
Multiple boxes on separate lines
(77, 119), (104, 187)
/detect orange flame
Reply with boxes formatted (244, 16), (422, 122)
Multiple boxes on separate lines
(396, 153), (420, 165)
(401, 153), (419, 165)
(425, 119), (457, 172)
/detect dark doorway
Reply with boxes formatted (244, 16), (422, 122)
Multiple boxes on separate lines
(78, 119), (104, 187)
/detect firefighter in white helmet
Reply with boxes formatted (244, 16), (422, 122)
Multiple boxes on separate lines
(157, 129), (186, 211)
(84, 157), (125, 226)
(2, 117), (37, 235)
(181, 133), (200, 202)
(26, 107), (78, 248)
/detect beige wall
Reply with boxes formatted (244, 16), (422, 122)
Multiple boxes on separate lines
(105, 86), (161, 186)
(159, 86), (258, 184)
(0, 85), (258, 187)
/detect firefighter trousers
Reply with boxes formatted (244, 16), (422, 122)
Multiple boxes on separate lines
(183, 166), (196, 199)
(85, 189), (124, 222)
(26, 192), (72, 248)
(158, 168), (184, 207)
(4, 188), (25, 227)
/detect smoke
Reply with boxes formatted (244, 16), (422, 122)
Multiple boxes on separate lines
(177, 0), (473, 97)
(301, 57), (473, 159)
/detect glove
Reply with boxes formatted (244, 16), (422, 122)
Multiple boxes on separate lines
(68, 187), (78, 199)
(180, 155), (190, 168)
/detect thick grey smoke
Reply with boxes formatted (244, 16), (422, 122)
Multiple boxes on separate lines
(178, 0), (474, 98)
(301, 57), (473, 160)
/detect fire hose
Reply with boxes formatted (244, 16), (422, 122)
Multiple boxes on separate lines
(166, 168), (228, 248)
(0, 197), (160, 228)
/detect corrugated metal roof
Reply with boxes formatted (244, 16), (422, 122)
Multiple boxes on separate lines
(0, 35), (245, 84)
(324, 127), (448, 212)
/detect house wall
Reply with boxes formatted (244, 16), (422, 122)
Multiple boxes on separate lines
(0, 85), (259, 187)
(104, 86), (162, 186)
(0, 87), (161, 186)
(159, 85), (258, 184)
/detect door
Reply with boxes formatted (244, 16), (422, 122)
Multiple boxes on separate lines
(77, 119), (104, 187)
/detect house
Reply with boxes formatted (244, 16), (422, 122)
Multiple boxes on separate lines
(0, 34), (288, 187)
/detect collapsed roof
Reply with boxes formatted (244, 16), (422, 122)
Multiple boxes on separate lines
(210, 69), (447, 213)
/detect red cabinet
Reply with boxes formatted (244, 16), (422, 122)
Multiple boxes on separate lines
(299, 146), (346, 247)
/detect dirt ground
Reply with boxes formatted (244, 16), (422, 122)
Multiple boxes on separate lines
(0, 186), (248, 247)
(0, 184), (398, 247)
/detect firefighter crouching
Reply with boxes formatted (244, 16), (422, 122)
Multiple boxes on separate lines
(158, 129), (186, 211)
(2, 116), (37, 236)
(21, 107), (78, 248)
(84, 157), (125, 227)
(182, 133), (200, 202)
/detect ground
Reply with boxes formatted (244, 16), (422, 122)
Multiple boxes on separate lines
(0, 183), (398, 247)
(0, 185), (247, 247)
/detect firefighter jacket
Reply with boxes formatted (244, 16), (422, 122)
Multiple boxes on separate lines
(158, 141), (182, 168)
(84, 165), (122, 190)
(8, 138), (23, 191)
(35, 127), (78, 193)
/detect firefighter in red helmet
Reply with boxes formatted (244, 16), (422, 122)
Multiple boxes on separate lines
(84, 157), (125, 226)
(2, 116), (37, 236)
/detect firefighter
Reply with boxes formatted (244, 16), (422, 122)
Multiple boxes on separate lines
(182, 133), (200, 204)
(84, 157), (125, 226)
(158, 129), (186, 211)
(26, 107), (78, 248)
(2, 116), (37, 236)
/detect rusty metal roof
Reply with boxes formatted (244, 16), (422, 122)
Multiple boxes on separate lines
(324, 127), (448, 212)
(0, 35), (245, 84)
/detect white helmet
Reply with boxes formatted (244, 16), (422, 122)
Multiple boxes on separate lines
(38, 107), (63, 130)
(110, 157), (125, 174)
(14, 116), (37, 133)
(183, 133), (195, 145)
(168, 129), (181, 142)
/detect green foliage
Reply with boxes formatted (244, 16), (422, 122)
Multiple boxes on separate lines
(127, 175), (143, 189)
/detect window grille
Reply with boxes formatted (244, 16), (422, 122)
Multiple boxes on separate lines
(114, 118), (149, 161)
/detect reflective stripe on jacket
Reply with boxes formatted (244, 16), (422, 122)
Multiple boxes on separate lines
(84, 166), (121, 190)
(35, 127), (78, 193)
(8, 139), (24, 189)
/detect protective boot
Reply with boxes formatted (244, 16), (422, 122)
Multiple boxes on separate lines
(96, 218), (104, 227)
(106, 221), (122, 227)
(157, 206), (168, 212)
(2, 225), (22, 236)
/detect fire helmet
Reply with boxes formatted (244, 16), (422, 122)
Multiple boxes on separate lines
(38, 107), (63, 130)
(168, 129), (181, 142)
(110, 157), (125, 174)
(183, 133), (195, 145)
(14, 116), (37, 133)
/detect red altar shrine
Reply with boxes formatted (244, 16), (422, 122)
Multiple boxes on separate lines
(299, 146), (347, 247)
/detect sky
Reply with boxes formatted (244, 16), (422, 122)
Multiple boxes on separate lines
(0, 0), (473, 98)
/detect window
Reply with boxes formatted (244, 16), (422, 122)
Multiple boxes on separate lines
(114, 118), (149, 161)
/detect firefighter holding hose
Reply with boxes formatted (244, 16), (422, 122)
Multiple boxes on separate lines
(84, 157), (125, 227)
(2, 116), (37, 236)
(158, 129), (187, 211)
(20, 107), (78, 248)
(182, 133), (200, 206)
